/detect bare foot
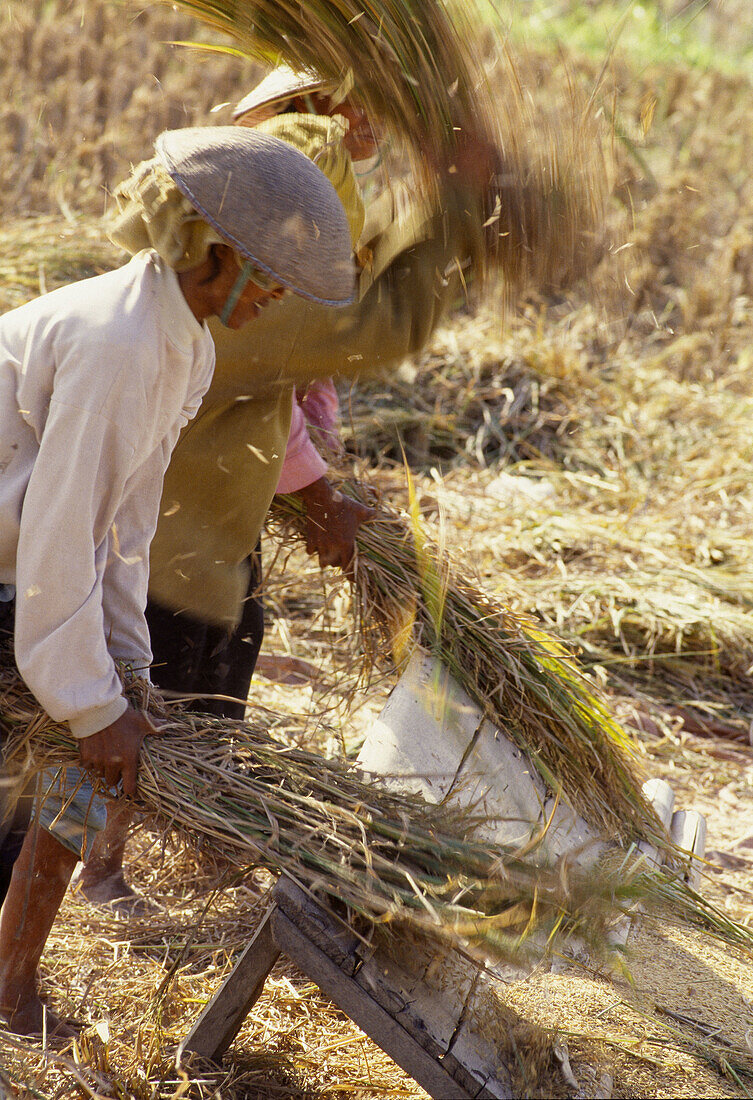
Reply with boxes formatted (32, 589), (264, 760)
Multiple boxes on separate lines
(254, 654), (327, 686)
(0, 988), (79, 1041)
(77, 871), (155, 918)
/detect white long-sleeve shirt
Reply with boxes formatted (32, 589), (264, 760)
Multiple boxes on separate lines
(0, 250), (215, 738)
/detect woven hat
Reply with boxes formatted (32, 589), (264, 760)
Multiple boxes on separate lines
(155, 126), (355, 306)
(232, 65), (335, 120)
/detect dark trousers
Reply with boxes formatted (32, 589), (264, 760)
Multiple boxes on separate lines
(0, 595), (33, 906)
(146, 548), (264, 721)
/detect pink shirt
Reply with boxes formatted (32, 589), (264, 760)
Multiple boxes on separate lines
(276, 378), (342, 494)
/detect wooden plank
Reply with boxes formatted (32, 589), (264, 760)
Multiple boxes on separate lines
(273, 879), (361, 975)
(270, 908), (475, 1100)
(182, 906), (281, 1062)
(442, 1032), (514, 1099)
(441, 968), (516, 1100)
(353, 942), (465, 1060)
(275, 881), (514, 1097)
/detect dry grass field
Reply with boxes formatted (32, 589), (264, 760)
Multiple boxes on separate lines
(1, 0), (752, 1096)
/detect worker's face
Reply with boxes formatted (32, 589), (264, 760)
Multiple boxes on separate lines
(209, 246), (288, 329)
(288, 92), (378, 161)
(237, 91), (379, 161)
(332, 99), (379, 162)
(224, 276), (287, 330)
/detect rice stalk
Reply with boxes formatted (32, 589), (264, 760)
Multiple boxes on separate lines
(271, 486), (660, 847)
(0, 653), (648, 966)
(1, 641), (751, 961)
(160, 0), (494, 154)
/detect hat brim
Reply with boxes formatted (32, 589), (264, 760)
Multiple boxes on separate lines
(233, 67), (333, 120)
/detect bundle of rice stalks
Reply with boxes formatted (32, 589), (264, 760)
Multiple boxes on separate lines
(0, 651), (647, 965)
(162, 0), (492, 155)
(160, 0), (611, 296)
(271, 486), (659, 847)
(2, 649), (750, 964)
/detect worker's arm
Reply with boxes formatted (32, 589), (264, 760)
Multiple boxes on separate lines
(299, 378), (343, 454)
(99, 442), (175, 677)
(15, 396), (176, 790)
(207, 180), (485, 396)
(13, 397), (137, 738)
(276, 396), (329, 495)
(276, 383), (369, 571)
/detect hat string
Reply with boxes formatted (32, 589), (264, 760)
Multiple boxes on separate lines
(219, 260), (256, 326)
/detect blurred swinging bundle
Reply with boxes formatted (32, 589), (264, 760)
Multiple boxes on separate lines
(163, 0), (612, 297)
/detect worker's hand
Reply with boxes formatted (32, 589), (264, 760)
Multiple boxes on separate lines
(78, 708), (157, 798)
(419, 120), (501, 192)
(296, 477), (375, 574)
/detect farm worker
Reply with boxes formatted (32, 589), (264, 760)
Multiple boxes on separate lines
(75, 65), (492, 911)
(0, 124), (355, 1037)
(143, 65), (486, 706)
(143, 76), (377, 718)
(141, 68), (381, 722)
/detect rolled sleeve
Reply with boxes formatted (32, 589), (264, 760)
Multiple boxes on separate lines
(68, 696), (129, 740)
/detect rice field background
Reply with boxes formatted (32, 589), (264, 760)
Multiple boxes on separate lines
(1, 0), (752, 1096)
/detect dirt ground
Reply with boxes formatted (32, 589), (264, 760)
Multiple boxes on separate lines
(1, 0), (752, 1097)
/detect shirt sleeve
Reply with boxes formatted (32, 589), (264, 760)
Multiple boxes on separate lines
(14, 396), (144, 738)
(207, 180), (485, 394)
(100, 440), (173, 678)
(300, 378), (340, 435)
(275, 394), (328, 495)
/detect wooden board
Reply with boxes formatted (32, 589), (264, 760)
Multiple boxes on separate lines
(182, 904), (280, 1061)
(270, 907), (476, 1099)
(183, 880), (514, 1098)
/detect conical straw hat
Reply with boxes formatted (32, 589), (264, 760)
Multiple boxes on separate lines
(155, 126), (355, 305)
(233, 64), (334, 120)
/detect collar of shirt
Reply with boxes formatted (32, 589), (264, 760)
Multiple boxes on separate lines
(144, 251), (212, 354)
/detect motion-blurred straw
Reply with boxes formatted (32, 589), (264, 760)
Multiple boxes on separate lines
(163, 0), (493, 155)
(160, 0), (612, 297)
